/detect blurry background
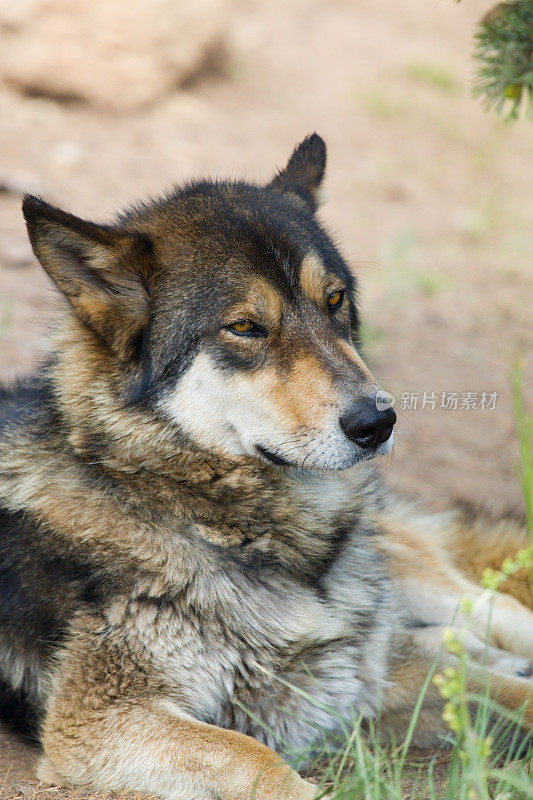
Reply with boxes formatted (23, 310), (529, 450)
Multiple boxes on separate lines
(0, 0), (532, 513)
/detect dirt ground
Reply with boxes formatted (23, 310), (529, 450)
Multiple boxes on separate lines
(0, 0), (532, 796)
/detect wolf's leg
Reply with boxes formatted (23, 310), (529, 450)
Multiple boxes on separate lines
(375, 514), (533, 660)
(379, 632), (533, 747)
(412, 625), (532, 678)
(38, 620), (318, 800)
(39, 698), (317, 800)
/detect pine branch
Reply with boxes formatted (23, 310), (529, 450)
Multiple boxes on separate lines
(473, 0), (533, 121)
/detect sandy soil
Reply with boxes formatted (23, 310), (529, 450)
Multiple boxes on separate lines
(0, 0), (532, 796)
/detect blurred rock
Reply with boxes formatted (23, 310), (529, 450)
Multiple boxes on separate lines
(0, 0), (229, 110)
(0, 169), (42, 197)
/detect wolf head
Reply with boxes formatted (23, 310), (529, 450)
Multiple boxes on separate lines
(23, 135), (395, 471)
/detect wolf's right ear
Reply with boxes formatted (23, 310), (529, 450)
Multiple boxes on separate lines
(268, 133), (326, 213)
(22, 195), (154, 361)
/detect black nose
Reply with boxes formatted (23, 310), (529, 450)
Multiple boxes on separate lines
(339, 396), (396, 449)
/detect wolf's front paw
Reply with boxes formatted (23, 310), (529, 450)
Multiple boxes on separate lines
(491, 654), (533, 679)
(292, 779), (323, 800)
(265, 775), (322, 800)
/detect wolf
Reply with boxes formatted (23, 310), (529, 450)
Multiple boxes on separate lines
(0, 134), (532, 800)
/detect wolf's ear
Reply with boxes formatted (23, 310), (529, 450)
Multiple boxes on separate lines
(268, 134), (326, 213)
(22, 195), (153, 361)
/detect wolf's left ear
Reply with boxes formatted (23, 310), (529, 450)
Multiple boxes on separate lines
(268, 133), (326, 213)
(22, 195), (154, 361)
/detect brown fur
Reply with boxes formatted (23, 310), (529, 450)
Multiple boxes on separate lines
(446, 517), (533, 611)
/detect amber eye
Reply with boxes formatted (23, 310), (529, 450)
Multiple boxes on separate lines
(225, 320), (265, 337)
(230, 320), (253, 333)
(328, 289), (345, 309)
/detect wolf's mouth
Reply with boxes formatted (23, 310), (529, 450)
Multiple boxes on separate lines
(255, 442), (387, 470)
(256, 445), (292, 467)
